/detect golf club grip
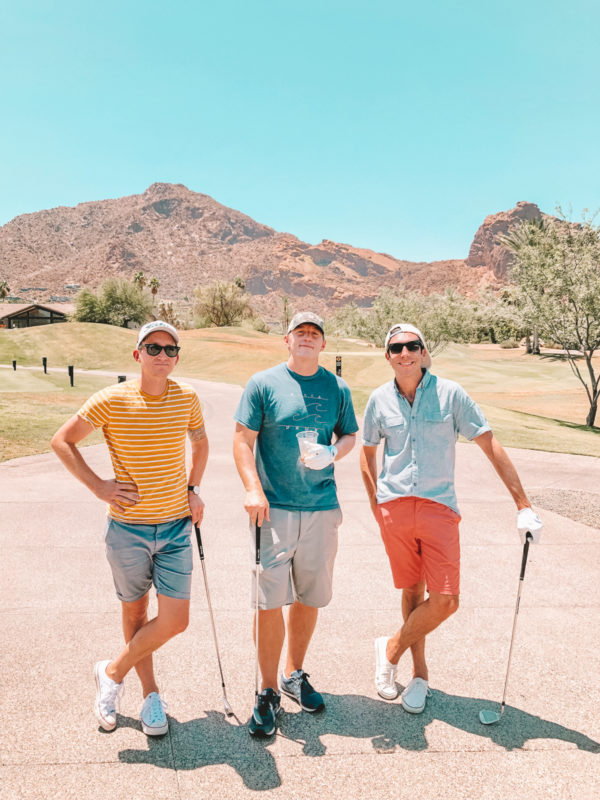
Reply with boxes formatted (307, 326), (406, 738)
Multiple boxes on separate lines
(519, 532), (533, 579)
(194, 522), (204, 561)
(255, 523), (261, 564)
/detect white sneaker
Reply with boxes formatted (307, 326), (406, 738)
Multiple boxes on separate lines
(374, 636), (398, 700)
(400, 677), (431, 714)
(140, 692), (169, 736)
(94, 660), (124, 731)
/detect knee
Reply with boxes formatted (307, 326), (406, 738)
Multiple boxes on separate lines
(431, 594), (459, 620)
(171, 612), (189, 636)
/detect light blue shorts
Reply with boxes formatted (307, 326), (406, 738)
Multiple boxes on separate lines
(250, 507), (342, 610)
(104, 516), (193, 602)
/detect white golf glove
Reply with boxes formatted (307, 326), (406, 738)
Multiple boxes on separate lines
(517, 507), (543, 544)
(302, 443), (337, 470)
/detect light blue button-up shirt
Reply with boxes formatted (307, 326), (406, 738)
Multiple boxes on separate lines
(362, 370), (490, 514)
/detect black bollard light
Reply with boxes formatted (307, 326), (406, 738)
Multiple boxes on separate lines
(42, 357), (47, 374)
(336, 355), (342, 376)
(68, 365), (74, 387)
(12, 360), (16, 371)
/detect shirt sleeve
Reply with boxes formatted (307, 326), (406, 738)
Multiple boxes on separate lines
(77, 388), (112, 430)
(233, 376), (263, 432)
(188, 391), (205, 430)
(361, 393), (382, 446)
(453, 386), (491, 441)
(334, 380), (359, 437)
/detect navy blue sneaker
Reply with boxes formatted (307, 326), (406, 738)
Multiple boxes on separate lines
(280, 670), (325, 713)
(248, 688), (281, 737)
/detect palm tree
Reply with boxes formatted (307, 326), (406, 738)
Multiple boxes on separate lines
(0, 280), (10, 300)
(133, 271), (146, 290)
(149, 277), (160, 297)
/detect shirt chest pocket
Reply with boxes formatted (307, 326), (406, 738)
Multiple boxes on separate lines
(381, 414), (408, 452)
(422, 412), (455, 447)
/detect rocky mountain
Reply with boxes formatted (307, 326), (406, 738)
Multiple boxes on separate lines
(0, 183), (544, 322)
(466, 201), (548, 277)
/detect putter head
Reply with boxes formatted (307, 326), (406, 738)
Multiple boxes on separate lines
(223, 697), (234, 717)
(479, 709), (501, 725)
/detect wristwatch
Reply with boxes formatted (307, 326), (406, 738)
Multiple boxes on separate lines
(188, 485), (201, 495)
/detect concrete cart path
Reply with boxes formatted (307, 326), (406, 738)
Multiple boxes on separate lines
(1, 377), (599, 800)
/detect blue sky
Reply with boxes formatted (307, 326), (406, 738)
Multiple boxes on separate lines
(0, 0), (598, 261)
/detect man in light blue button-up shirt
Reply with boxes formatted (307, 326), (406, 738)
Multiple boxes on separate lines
(361, 323), (543, 715)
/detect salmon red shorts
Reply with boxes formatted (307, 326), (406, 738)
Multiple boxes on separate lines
(376, 496), (461, 595)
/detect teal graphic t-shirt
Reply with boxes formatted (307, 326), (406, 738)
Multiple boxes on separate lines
(234, 363), (358, 511)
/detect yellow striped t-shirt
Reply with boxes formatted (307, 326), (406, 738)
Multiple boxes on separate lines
(78, 378), (204, 523)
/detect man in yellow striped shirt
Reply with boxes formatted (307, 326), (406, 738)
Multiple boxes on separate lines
(51, 320), (208, 736)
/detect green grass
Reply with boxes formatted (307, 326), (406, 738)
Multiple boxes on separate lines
(0, 371), (110, 461)
(1, 323), (599, 459)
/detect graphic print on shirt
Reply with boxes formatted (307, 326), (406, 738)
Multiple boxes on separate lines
(276, 392), (330, 432)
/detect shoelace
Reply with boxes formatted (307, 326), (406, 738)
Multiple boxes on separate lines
(145, 693), (168, 724)
(376, 659), (396, 684)
(101, 680), (124, 715)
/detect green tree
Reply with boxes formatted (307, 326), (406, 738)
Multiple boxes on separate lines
(74, 279), (153, 328)
(331, 289), (476, 353)
(0, 280), (11, 300)
(149, 277), (160, 297)
(133, 271), (146, 290)
(157, 301), (180, 327)
(504, 215), (600, 427)
(193, 280), (254, 327)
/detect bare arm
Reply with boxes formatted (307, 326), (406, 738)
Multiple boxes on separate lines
(360, 444), (379, 516)
(50, 415), (139, 512)
(187, 425), (209, 525)
(233, 422), (269, 527)
(332, 432), (356, 460)
(473, 431), (531, 509)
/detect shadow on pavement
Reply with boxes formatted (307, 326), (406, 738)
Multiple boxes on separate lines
(117, 692), (599, 790)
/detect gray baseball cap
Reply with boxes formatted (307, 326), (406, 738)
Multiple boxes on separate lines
(136, 320), (179, 348)
(287, 312), (325, 335)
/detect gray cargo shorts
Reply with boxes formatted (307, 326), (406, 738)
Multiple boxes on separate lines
(250, 507), (342, 610)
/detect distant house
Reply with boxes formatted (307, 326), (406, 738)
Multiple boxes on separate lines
(0, 303), (75, 329)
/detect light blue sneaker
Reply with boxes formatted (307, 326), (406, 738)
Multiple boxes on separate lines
(140, 692), (169, 736)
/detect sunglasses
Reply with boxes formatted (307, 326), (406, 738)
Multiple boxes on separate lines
(388, 340), (423, 354)
(141, 343), (180, 357)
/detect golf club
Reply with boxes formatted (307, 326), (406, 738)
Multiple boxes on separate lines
(254, 522), (261, 704)
(479, 531), (533, 725)
(193, 523), (234, 718)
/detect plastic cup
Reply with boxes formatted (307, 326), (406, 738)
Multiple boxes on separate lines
(296, 429), (318, 458)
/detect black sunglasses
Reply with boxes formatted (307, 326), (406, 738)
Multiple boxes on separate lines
(388, 340), (423, 354)
(141, 343), (180, 357)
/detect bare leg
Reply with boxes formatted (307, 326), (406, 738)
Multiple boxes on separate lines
(106, 594), (189, 685)
(402, 582), (428, 681)
(120, 595), (159, 698)
(285, 601), (318, 676)
(386, 590), (459, 667)
(254, 607), (285, 691)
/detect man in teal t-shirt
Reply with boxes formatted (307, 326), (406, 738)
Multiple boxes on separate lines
(234, 312), (358, 737)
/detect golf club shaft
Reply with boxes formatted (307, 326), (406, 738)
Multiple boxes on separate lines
(255, 522), (261, 699)
(193, 523), (232, 712)
(499, 532), (533, 713)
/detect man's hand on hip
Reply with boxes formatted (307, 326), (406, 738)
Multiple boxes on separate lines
(95, 480), (139, 512)
(517, 507), (543, 544)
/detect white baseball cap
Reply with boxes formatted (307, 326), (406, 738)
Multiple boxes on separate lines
(136, 320), (179, 348)
(384, 323), (432, 368)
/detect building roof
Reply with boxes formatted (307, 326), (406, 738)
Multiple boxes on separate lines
(0, 303), (75, 321)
